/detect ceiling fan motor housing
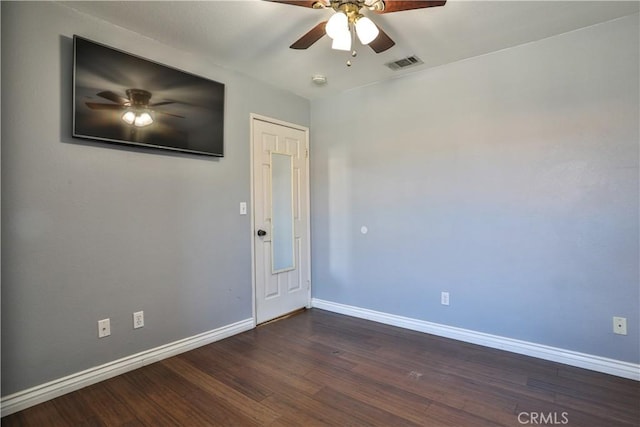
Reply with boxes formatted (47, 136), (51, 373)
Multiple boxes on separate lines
(328, 0), (384, 15)
(325, 0), (384, 12)
(126, 89), (152, 107)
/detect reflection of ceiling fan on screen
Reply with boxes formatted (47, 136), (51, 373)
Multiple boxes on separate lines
(85, 89), (184, 127)
(269, 0), (446, 53)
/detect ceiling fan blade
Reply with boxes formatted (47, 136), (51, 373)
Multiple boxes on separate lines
(96, 91), (129, 105)
(376, 0), (446, 13)
(85, 102), (124, 110)
(267, 0), (324, 8)
(149, 101), (176, 107)
(290, 21), (327, 50)
(368, 26), (395, 53)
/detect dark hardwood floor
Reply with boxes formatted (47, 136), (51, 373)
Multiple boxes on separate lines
(2, 308), (639, 426)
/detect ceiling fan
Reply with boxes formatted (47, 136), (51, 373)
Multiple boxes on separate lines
(85, 89), (184, 128)
(269, 0), (446, 54)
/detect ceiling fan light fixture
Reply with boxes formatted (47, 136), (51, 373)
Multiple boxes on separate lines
(355, 16), (379, 45)
(325, 11), (348, 39)
(122, 109), (154, 127)
(134, 112), (154, 127)
(122, 110), (136, 125)
(331, 30), (352, 51)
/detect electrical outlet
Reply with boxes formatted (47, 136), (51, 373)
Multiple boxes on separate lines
(613, 316), (627, 335)
(441, 291), (450, 306)
(98, 318), (111, 338)
(133, 311), (144, 329)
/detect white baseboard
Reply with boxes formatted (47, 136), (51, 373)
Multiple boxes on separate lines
(311, 298), (640, 381)
(1, 318), (254, 417)
(4, 303), (637, 417)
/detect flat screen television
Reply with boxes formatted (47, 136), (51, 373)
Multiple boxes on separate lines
(73, 35), (224, 157)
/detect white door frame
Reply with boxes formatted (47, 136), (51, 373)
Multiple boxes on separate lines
(249, 113), (311, 326)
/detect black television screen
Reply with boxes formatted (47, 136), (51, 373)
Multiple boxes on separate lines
(73, 36), (224, 157)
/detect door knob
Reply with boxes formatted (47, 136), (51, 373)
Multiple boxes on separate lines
(257, 229), (267, 237)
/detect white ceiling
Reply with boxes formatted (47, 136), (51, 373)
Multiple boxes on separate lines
(61, 1), (639, 100)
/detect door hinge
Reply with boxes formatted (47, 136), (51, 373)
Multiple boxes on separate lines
(305, 149), (309, 158)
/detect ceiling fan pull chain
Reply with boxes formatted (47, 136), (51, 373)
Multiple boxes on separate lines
(346, 25), (357, 67)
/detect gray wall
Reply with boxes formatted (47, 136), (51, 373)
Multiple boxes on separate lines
(1, 1), (309, 395)
(311, 15), (639, 363)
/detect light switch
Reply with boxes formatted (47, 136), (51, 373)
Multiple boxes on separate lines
(240, 202), (247, 215)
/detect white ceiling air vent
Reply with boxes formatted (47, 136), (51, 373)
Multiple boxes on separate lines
(385, 55), (424, 71)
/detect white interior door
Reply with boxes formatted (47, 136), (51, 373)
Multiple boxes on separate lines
(252, 115), (310, 324)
